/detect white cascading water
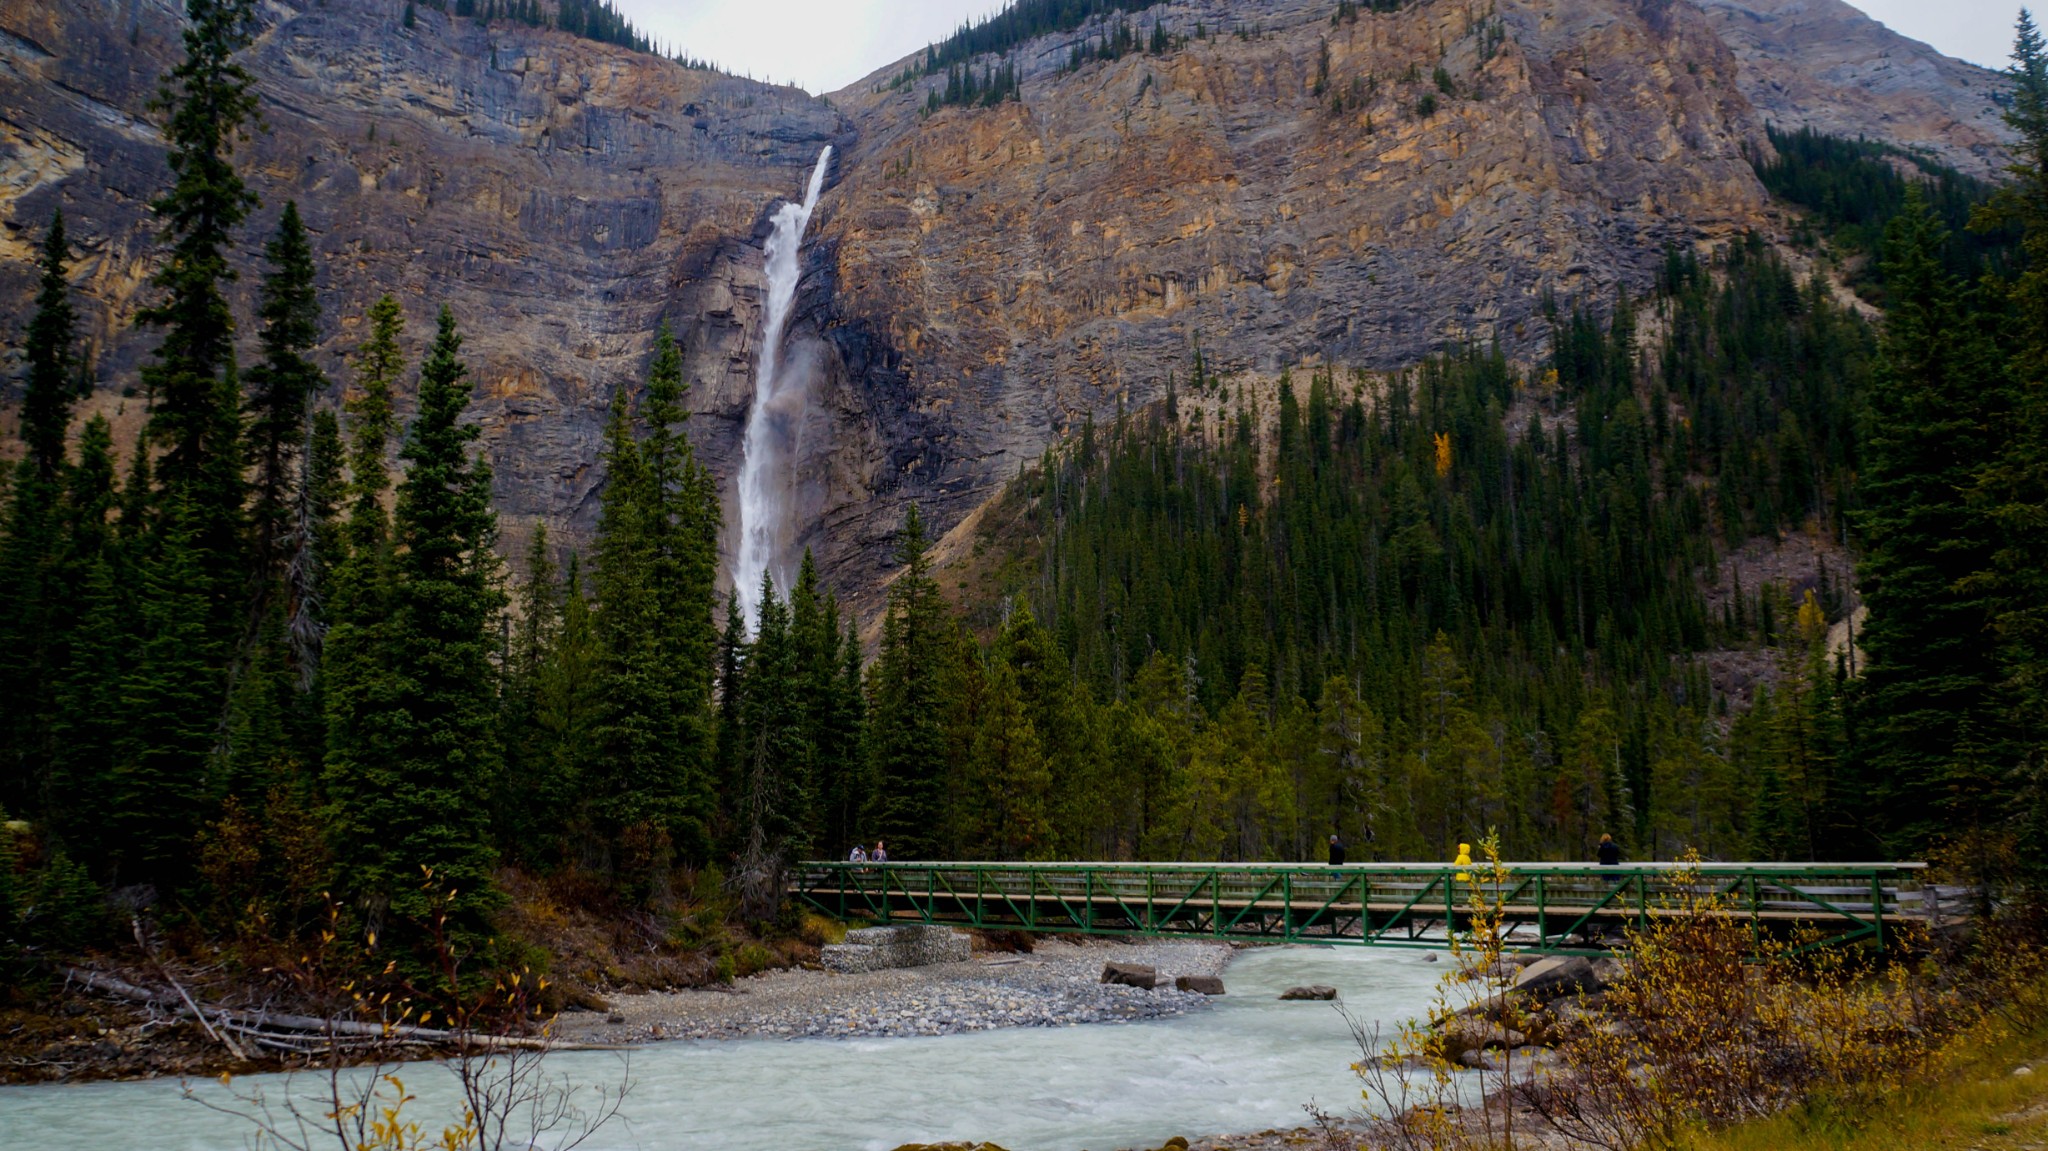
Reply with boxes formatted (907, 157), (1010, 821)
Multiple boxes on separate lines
(733, 145), (834, 628)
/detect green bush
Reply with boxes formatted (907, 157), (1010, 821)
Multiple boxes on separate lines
(1, 815), (108, 973)
(735, 942), (774, 978)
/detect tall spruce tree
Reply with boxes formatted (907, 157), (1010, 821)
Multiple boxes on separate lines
(499, 524), (561, 852)
(0, 211), (82, 814)
(1982, 11), (2048, 879)
(327, 307), (505, 938)
(588, 326), (721, 894)
(20, 211), (81, 485)
(734, 574), (809, 920)
(245, 202), (324, 593)
(321, 299), (404, 887)
(1852, 196), (2013, 854)
(115, 492), (221, 886)
(138, 0), (260, 639)
(866, 504), (951, 859)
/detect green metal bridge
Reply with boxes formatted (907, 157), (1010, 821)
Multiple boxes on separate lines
(791, 861), (1939, 954)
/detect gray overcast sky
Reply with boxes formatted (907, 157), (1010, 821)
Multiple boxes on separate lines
(608, 1), (2024, 94)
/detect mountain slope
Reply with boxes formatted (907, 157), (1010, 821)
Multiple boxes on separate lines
(1696, 0), (2013, 179)
(0, 0), (840, 566)
(0, 0), (2016, 608)
(802, 0), (1774, 594)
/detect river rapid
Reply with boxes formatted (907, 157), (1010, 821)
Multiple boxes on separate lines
(0, 945), (1448, 1151)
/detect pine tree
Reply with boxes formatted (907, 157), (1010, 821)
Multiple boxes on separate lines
(1852, 195), (2012, 854)
(588, 325), (722, 892)
(997, 602), (1103, 858)
(734, 574), (809, 920)
(499, 524), (561, 852)
(963, 658), (1051, 859)
(43, 418), (123, 864)
(325, 307), (504, 940)
(1981, 11), (2048, 880)
(137, 0), (260, 641)
(245, 202), (324, 593)
(321, 300), (404, 891)
(540, 555), (601, 849)
(0, 211), (82, 815)
(114, 493), (220, 886)
(19, 210), (81, 485)
(866, 505), (952, 859)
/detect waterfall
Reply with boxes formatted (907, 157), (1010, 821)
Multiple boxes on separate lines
(733, 145), (833, 628)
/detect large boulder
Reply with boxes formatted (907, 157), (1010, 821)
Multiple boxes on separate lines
(1510, 956), (1602, 999)
(1280, 985), (1339, 1001)
(1175, 974), (1226, 995)
(1101, 962), (1162, 989)
(1441, 1019), (1528, 1057)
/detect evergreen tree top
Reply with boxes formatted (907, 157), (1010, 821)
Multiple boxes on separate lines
(21, 210), (80, 484)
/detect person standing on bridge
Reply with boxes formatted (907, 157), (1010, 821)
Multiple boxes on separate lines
(1328, 834), (1346, 867)
(849, 843), (867, 863)
(872, 840), (888, 863)
(1597, 833), (1622, 866)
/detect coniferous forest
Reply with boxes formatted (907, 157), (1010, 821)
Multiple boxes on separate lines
(4, 0), (2048, 997)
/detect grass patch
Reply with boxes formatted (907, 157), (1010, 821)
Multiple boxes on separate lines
(1684, 1030), (2048, 1151)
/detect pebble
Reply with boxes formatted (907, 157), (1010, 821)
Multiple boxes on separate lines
(557, 939), (1233, 1044)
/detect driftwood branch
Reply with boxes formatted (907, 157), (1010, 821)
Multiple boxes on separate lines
(133, 919), (248, 1063)
(63, 968), (616, 1053)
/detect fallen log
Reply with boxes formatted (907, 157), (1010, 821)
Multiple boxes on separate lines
(63, 968), (620, 1053)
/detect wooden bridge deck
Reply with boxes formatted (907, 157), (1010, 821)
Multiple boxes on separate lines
(790, 861), (1943, 954)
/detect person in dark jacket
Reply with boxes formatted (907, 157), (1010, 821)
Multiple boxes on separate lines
(1328, 834), (1346, 867)
(1596, 834), (1622, 866)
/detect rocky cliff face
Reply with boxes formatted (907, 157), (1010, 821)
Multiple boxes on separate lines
(0, 0), (2013, 610)
(804, 0), (1774, 591)
(1696, 0), (2012, 180)
(0, 0), (843, 567)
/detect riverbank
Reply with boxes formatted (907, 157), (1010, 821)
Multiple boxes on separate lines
(552, 937), (1235, 1043)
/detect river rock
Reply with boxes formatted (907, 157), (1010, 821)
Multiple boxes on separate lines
(1174, 975), (1225, 995)
(1279, 985), (1338, 1001)
(1511, 956), (1601, 999)
(1442, 1019), (1528, 1056)
(1101, 962), (1160, 989)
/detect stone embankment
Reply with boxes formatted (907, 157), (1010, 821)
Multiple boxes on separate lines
(553, 937), (1232, 1043)
(821, 925), (973, 973)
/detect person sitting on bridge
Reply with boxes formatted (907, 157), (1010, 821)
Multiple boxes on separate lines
(1597, 833), (1622, 866)
(1328, 833), (1346, 867)
(848, 843), (867, 863)
(872, 840), (888, 863)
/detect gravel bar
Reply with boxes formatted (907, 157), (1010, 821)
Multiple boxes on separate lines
(553, 938), (1234, 1044)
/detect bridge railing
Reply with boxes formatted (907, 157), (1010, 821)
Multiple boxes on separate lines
(790, 860), (1931, 953)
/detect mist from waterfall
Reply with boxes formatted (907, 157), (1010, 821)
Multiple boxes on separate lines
(733, 145), (833, 628)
